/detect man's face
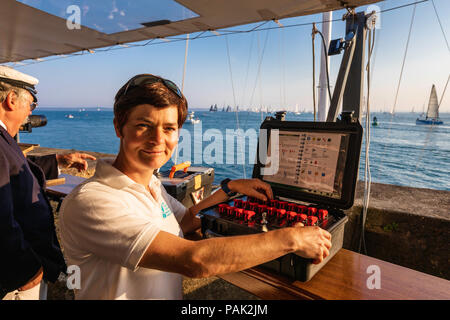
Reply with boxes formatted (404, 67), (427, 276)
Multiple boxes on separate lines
(115, 104), (179, 171)
(8, 90), (33, 136)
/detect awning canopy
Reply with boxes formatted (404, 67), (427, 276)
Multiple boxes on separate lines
(0, 0), (381, 64)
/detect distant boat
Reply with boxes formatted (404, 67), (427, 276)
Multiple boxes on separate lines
(186, 111), (200, 124)
(209, 104), (218, 112)
(416, 85), (443, 125)
(294, 103), (301, 115)
(66, 114), (74, 119)
(372, 116), (378, 126)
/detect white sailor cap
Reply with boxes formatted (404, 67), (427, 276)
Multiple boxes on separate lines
(0, 66), (39, 102)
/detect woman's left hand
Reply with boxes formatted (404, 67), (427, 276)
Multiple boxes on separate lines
(228, 178), (273, 202)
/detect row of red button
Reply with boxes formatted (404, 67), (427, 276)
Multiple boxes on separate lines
(218, 203), (325, 226)
(234, 198), (328, 220)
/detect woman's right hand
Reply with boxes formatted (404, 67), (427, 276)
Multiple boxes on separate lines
(291, 225), (332, 264)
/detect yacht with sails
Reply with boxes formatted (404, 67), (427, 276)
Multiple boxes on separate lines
(186, 111), (201, 124)
(416, 85), (443, 125)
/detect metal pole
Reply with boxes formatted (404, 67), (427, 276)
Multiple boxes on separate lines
(343, 12), (367, 122)
(318, 12), (332, 121)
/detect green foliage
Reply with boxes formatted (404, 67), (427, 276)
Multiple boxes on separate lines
(383, 222), (399, 232)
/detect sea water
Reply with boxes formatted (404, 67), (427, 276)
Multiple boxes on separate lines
(20, 109), (450, 191)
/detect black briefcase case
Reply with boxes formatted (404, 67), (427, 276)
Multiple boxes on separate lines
(200, 113), (363, 281)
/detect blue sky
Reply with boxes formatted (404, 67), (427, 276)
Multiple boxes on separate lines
(12, 0), (450, 113)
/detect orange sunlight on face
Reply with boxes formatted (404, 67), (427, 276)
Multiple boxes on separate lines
(116, 104), (179, 172)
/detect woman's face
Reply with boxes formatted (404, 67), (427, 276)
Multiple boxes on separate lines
(115, 104), (179, 171)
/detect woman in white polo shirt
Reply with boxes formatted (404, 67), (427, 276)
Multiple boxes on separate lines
(59, 74), (332, 300)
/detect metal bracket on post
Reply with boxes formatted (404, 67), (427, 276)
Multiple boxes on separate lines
(326, 11), (368, 122)
(326, 32), (356, 122)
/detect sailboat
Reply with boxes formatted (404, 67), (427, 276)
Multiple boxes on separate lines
(416, 85), (443, 125)
(294, 104), (301, 115)
(186, 111), (201, 124)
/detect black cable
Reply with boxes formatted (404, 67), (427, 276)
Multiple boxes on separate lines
(315, 29), (333, 102)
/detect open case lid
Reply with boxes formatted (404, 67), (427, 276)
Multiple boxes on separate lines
(252, 117), (363, 210)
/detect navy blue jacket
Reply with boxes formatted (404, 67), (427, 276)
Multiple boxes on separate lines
(0, 126), (66, 295)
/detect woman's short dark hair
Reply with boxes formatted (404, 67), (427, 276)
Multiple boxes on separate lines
(113, 75), (188, 132)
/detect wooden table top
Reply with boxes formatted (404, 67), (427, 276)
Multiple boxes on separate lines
(219, 248), (450, 300)
(46, 173), (86, 198)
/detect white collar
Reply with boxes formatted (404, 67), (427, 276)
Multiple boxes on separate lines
(0, 119), (7, 131)
(94, 158), (161, 192)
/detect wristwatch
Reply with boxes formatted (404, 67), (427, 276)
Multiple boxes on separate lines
(220, 178), (237, 197)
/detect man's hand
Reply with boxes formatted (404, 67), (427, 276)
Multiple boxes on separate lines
(18, 267), (43, 291)
(228, 178), (273, 202)
(56, 152), (96, 172)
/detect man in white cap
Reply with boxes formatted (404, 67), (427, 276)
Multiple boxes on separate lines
(0, 66), (95, 300)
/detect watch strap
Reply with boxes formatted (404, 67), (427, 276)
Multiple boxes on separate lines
(221, 178), (237, 197)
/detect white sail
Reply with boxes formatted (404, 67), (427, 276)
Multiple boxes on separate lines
(426, 85), (439, 119)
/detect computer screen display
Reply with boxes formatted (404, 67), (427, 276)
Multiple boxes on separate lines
(262, 130), (350, 199)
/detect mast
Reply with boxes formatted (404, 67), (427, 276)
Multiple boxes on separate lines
(318, 12), (332, 121)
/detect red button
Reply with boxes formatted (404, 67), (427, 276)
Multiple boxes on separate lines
(240, 200), (248, 209)
(244, 210), (256, 221)
(297, 213), (307, 223)
(267, 207), (277, 217)
(287, 203), (297, 212)
(308, 207), (317, 216)
(318, 209), (328, 220)
(307, 216), (318, 226)
(257, 204), (267, 214)
(278, 201), (288, 209)
(234, 208), (244, 219)
(288, 211), (297, 221)
(286, 211), (296, 221)
(226, 206), (235, 217)
(218, 204), (229, 214)
(233, 199), (243, 208)
(249, 202), (259, 211)
(277, 209), (286, 219)
(270, 199), (279, 208)
(297, 205), (307, 213)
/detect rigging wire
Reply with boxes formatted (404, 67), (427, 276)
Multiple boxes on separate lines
(312, 26), (317, 121)
(240, 32), (256, 107)
(359, 26), (376, 255)
(225, 34), (247, 179)
(431, 0), (450, 52)
(382, 2), (417, 156)
(391, 2), (417, 115)
(174, 33), (190, 165)
(6, 0), (428, 68)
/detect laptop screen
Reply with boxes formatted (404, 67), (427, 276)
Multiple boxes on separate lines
(262, 130), (350, 199)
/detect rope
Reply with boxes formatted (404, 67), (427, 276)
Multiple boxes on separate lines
(225, 35), (247, 178)
(312, 24), (317, 121)
(383, 2), (417, 156)
(359, 27), (376, 255)
(391, 3), (417, 115)
(431, 0), (450, 53)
